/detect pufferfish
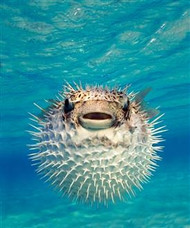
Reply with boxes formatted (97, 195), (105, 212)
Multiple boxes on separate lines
(29, 83), (165, 205)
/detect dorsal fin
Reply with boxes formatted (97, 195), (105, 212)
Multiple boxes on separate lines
(145, 107), (160, 119)
(134, 88), (159, 118)
(134, 87), (152, 104)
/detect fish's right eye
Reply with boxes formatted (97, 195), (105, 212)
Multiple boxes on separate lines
(64, 98), (74, 114)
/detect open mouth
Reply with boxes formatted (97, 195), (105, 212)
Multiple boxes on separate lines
(83, 112), (112, 120)
(79, 112), (115, 130)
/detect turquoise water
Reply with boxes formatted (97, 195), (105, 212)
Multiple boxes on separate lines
(1, 0), (190, 227)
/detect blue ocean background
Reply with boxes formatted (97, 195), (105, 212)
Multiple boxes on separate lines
(1, 0), (190, 227)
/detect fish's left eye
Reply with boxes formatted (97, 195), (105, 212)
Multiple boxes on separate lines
(123, 100), (129, 112)
(64, 98), (74, 114)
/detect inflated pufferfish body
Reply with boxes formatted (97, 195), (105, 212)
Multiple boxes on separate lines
(29, 83), (165, 205)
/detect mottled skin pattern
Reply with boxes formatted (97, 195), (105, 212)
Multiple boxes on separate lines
(29, 84), (165, 205)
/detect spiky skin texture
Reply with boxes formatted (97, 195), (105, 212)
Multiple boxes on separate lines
(29, 84), (165, 205)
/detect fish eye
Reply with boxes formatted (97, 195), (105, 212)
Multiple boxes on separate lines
(64, 98), (74, 113)
(123, 99), (129, 112)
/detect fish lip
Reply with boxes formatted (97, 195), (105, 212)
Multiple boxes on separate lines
(78, 112), (116, 130)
